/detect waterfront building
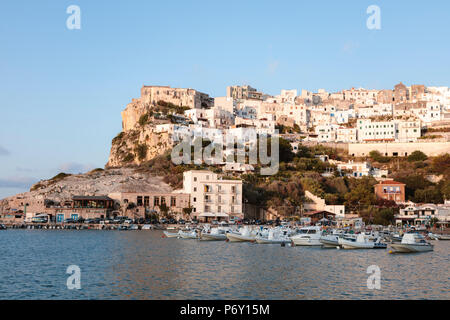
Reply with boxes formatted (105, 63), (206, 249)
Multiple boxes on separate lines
(396, 202), (450, 227)
(183, 170), (243, 221)
(108, 192), (190, 220)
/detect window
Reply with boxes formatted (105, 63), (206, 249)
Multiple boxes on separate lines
(154, 197), (160, 206)
(161, 197), (166, 206)
(194, 177), (197, 182)
(137, 196), (143, 206)
(170, 197), (176, 207)
(144, 196), (149, 207)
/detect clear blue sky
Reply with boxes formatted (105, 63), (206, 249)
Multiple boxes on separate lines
(1, 0), (449, 198)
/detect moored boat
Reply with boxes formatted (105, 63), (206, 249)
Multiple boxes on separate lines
(255, 229), (291, 244)
(390, 233), (434, 253)
(290, 226), (323, 246)
(200, 227), (229, 241)
(163, 230), (181, 238)
(339, 234), (387, 250)
(319, 234), (341, 248)
(429, 233), (450, 241)
(226, 227), (256, 242)
(178, 230), (198, 239)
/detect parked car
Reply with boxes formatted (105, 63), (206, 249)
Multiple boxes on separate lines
(168, 218), (177, 224)
(160, 218), (168, 224)
(178, 219), (186, 225)
(64, 218), (75, 224)
(136, 218), (145, 224)
(211, 220), (219, 225)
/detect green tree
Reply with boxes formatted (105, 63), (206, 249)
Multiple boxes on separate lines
(344, 177), (377, 213)
(407, 150), (428, 162)
(369, 150), (389, 163)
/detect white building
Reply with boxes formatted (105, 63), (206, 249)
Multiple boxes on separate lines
(183, 170), (243, 221)
(356, 119), (421, 142)
(336, 161), (388, 178)
(303, 191), (346, 218)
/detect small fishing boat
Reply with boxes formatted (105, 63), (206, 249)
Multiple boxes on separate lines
(178, 230), (198, 239)
(319, 234), (341, 248)
(128, 224), (139, 230)
(141, 224), (153, 230)
(163, 230), (181, 238)
(339, 234), (387, 250)
(390, 233), (434, 253)
(0, 224), (6, 230)
(255, 229), (291, 244)
(429, 233), (450, 241)
(200, 227), (229, 241)
(290, 226), (323, 246)
(226, 227), (256, 242)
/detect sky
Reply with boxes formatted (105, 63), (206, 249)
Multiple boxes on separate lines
(0, 0), (449, 198)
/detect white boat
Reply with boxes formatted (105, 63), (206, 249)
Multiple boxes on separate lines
(128, 224), (139, 230)
(141, 224), (152, 230)
(163, 230), (180, 238)
(226, 226), (256, 242)
(200, 227), (229, 241)
(390, 233), (434, 253)
(339, 234), (387, 250)
(320, 234), (341, 248)
(290, 226), (323, 246)
(178, 230), (198, 239)
(429, 233), (450, 241)
(255, 229), (291, 244)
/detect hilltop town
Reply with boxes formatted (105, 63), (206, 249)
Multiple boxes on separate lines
(1, 83), (450, 228)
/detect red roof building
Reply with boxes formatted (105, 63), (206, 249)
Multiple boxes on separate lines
(374, 180), (406, 203)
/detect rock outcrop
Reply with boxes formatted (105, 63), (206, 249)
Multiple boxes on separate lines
(106, 85), (209, 167)
(1, 168), (173, 208)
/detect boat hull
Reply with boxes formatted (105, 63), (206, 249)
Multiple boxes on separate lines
(179, 232), (198, 239)
(226, 233), (255, 242)
(200, 233), (227, 241)
(255, 237), (290, 244)
(290, 237), (322, 246)
(391, 243), (434, 253)
(320, 239), (340, 248)
(163, 231), (179, 238)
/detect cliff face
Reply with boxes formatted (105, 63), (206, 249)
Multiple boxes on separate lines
(106, 98), (174, 168)
(106, 126), (173, 167)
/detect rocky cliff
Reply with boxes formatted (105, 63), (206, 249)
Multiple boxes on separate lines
(106, 92), (188, 167)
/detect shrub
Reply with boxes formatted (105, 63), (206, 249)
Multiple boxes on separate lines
(138, 113), (149, 126)
(123, 153), (135, 163)
(135, 144), (148, 161)
(407, 150), (428, 162)
(369, 150), (390, 163)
